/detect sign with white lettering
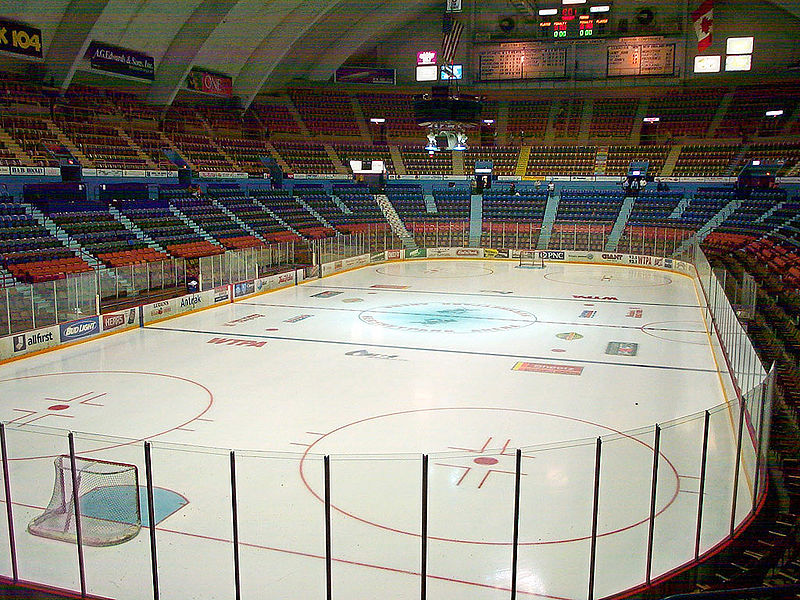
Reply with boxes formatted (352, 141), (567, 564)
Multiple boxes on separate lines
(85, 41), (154, 80)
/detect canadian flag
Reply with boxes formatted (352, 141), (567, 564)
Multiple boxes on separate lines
(691, 0), (714, 52)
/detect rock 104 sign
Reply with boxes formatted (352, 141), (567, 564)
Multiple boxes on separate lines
(0, 19), (42, 58)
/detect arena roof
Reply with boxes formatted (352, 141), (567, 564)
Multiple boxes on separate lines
(4, 0), (800, 107)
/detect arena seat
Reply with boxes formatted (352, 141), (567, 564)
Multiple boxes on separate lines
(464, 146), (519, 176)
(272, 141), (337, 174)
(165, 240), (225, 259)
(400, 146), (452, 176)
(526, 146), (596, 177)
(288, 88), (360, 137)
(507, 99), (551, 142)
(589, 98), (637, 138)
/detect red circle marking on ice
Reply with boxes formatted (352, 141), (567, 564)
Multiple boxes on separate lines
(551, 348), (566, 353)
(299, 406), (681, 546)
(0, 371), (214, 461)
(265, 328), (279, 331)
(473, 456), (498, 465)
(48, 404), (70, 411)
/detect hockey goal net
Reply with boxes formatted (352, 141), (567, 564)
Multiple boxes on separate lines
(518, 250), (545, 269)
(28, 456), (141, 546)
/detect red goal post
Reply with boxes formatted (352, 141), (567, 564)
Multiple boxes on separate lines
(518, 250), (545, 269)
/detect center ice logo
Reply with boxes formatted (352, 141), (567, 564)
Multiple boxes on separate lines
(359, 302), (536, 333)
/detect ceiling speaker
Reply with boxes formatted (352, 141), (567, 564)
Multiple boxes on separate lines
(636, 8), (655, 26)
(498, 16), (516, 33)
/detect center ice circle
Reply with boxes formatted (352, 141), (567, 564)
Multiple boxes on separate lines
(358, 302), (536, 334)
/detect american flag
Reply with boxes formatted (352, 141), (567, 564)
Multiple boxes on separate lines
(441, 13), (464, 66)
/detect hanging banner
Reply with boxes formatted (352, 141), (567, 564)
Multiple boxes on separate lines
(0, 19), (42, 58)
(186, 68), (233, 97)
(334, 67), (396, 85)
(86, 41), (154, 81)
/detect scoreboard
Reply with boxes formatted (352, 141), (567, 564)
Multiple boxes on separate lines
(607, 40), (676, 77)
(478, 42), (567, 81)
(539, 6), (610, 39)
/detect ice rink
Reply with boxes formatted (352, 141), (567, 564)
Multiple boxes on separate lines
(0, 259), (757, 600)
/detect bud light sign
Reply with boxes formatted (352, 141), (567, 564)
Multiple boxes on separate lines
(60, 316), (100, 342)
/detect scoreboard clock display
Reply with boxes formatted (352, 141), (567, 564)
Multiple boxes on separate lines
(539, 6), (610, 39)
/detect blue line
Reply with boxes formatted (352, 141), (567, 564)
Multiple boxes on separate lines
(143, 325), (723, 375)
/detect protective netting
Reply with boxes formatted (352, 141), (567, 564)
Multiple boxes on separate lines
(28, 456), (141, 546)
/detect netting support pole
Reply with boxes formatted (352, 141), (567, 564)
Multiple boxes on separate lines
(695, 411), (710, 560)
(587, 437), (602, 600)
(144, 441), (159, 600)
(730, 394), (746, 536)
(230, 451), (241, 600)
(511, 448), (522, 600)
(753, 382), (768, 510)
(421, 454), (428, 600)
(324, 455), (332, 600)
(645, 424), (661, 584)
(0, 424), (18, 582)
(67, 432), (86, 598)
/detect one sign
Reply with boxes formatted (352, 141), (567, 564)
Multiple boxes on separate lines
(1, 325), (59, 360)
(85, 41), (155, 81)
(512, 361), (584, 376)
(186, 68), (233, 97)
(59, 316), (101, 343)
(694, 55), (721, 73)
(349, 160), (385, 174)
(0, 18), (42, 58)
(478, 42), (566, 80)
(417, 50), (438, 65)
(607, 42), (675, 77)
(416, 65), (438, 81)
(440, 64), (463, 80)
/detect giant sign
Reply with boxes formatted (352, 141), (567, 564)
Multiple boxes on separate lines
(141, 286), (231, 325)
(186, 68), (233, 97)
(478, 42), (566, 81)
(321, 254), (370, 277)
(607, 41), (675, 77)
(334, 67), (396, 85)
(0, 19), (42, 58)
(86, 41), (154, 80)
